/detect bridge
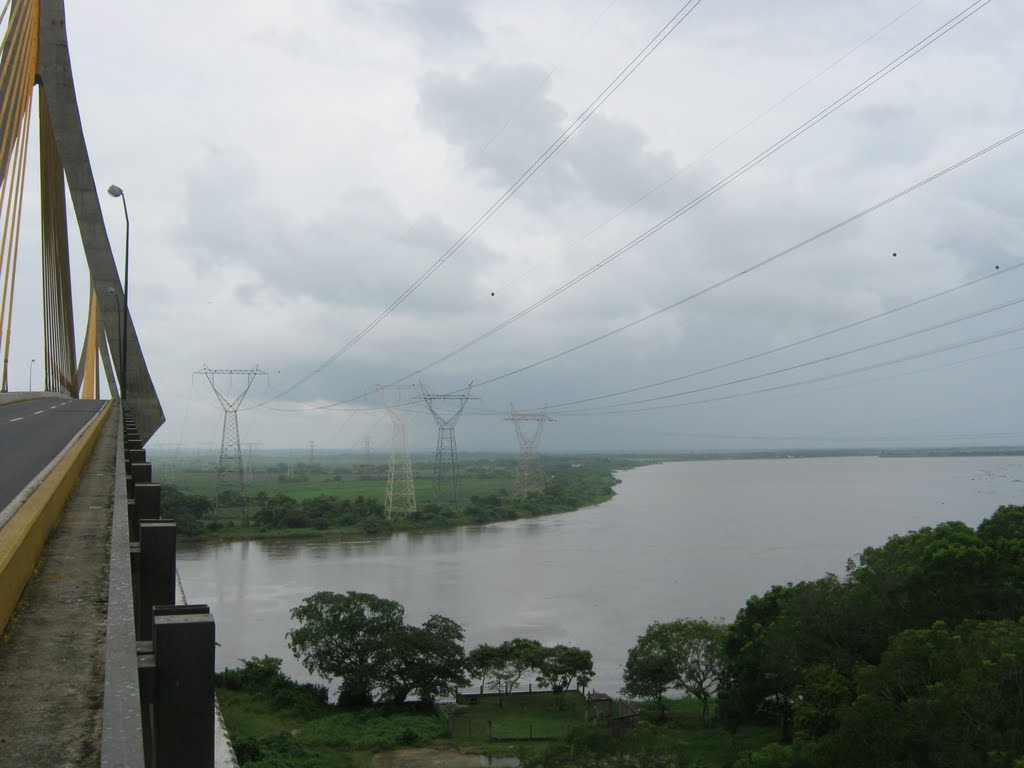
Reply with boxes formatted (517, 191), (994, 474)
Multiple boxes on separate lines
(0, 3), (224, 765)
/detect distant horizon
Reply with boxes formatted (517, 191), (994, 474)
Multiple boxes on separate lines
(145, 445), (1024, 458)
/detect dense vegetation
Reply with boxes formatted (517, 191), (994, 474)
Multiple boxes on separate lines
(163, 454), (628, 539)
(716, 504), (1024, 767)
(215, 504), (1024, 767)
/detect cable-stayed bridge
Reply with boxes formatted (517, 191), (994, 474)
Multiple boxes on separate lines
(0, 3), (218, 766)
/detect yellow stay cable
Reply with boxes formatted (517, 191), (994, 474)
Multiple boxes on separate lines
(0, 0), (37, 390)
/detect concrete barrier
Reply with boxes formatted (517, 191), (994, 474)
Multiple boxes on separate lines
(0, 400), (112, 634)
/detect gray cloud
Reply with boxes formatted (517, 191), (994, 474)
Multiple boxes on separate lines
(5, 0), (1018, 453)
(417, 63), (681, 214)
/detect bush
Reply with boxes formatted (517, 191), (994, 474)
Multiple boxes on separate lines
(216, 657), (328, 718)
(232, 731), (303, 766)
(300, 710), (445, 752)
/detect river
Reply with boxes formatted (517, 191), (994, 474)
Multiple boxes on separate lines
(177, 455), (1024, 694)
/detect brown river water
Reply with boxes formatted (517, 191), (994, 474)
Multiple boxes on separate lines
(178, 456), (1024, 695)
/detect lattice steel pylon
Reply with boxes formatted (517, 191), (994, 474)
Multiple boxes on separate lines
(505, 405), (555, 498)
(376, 384), (418, 520)
(197, 365), (266, 524)
(419, 381), (476, 507)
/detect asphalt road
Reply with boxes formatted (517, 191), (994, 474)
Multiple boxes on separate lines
(0, 397), (107, 516)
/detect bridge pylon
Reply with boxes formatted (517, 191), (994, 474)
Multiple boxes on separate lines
(0, 0), (164, 440)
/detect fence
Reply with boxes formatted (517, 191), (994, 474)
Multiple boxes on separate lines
(449, 716), (572, 742)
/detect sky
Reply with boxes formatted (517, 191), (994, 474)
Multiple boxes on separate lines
(5, 0), (1024, 453)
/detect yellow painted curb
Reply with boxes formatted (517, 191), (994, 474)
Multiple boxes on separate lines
(0, 400), (113, 635)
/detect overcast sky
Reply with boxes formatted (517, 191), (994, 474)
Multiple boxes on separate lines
(7, 0), (1024, 453)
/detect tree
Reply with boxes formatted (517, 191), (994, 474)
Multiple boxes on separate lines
(622, 619), (726, 725)
(287, 591), (404, 706)
(535, 645), (594, 708)
(817, 619), (1024, 767)
(467, 643), (501, 692)
(493, 638), (544, 694)
(621, 622), (680, 719)
(373, 614), (468, 705)
(719, 585), (797, 737)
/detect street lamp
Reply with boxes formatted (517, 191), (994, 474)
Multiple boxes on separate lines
(29, 358), (35, 392)
(107, 184), (128, 401)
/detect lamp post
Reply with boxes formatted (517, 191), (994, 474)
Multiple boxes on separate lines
(107, 184), (128, 401)
(29, 358), (34, 391)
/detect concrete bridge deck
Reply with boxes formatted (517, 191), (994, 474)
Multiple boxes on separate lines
(0, 394), (235, 767)
(0, 402), (117, 766)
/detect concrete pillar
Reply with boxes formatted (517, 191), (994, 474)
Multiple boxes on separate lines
(130, 462), (153, 484)
(127, 448), (146, 465)
(152, 607), (215, 768)
(134, 483), (161, 520)
(136, 642), (156, 768)
(137, 521), (175, 641)
(127, 498), (139, 543)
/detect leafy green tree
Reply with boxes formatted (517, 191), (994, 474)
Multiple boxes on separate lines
(466, 643), (501, 692)
(162, 485), (211, 536)
(670, 618), (727, 726)
(622, 618), (726, 725)
(373, 614), (468, 705)
(978, 505), (1024, 618)
(535, 645), (594, 708)
(621, 621), (684, 719)
(845, 521), (996, 658)
(720, 584), (798, 738)
(492, 638), (544, 694)
(287, 591), (404, 706)
(818, 619), (1024, 767)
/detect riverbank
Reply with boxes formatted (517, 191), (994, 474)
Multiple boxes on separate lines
(167, 454), (647, 543)
(215, 657), (775, 767)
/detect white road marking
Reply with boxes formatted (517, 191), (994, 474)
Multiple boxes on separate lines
(9, 417), (23, 422)
(33, 410), (45, 415)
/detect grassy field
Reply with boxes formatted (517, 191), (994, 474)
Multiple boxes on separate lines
(450, 691), (587, 743)
(216, 671), (777, 767)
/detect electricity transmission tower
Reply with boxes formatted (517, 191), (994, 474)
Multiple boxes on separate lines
(243, 441), (262, 482)
(361, 436), (374, 479)
(197, 365), (267, 524)
(377, 384), (418, 520)
(419, 382), (476, 506)
(506, 405), (555, 497)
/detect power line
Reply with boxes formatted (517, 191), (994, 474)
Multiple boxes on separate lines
(250, 0), (706, 409)
(291, 120), (1021, 420)
(550, 295), (1024, 414)
(391, 0), (994, 386)
(580, 0), (925, 242)
(538, 262), (1023, 411)
(559, 322), (1024, 417)
(460, 124), (1024, 393)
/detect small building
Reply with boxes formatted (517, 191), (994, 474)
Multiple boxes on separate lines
(586, 692), (614, 721)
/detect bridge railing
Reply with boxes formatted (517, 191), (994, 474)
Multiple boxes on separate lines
(100, 407), (217, 768)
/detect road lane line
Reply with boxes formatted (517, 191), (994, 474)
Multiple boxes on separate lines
(9, 417), (23, 422)
(33, 410), (45, 415)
